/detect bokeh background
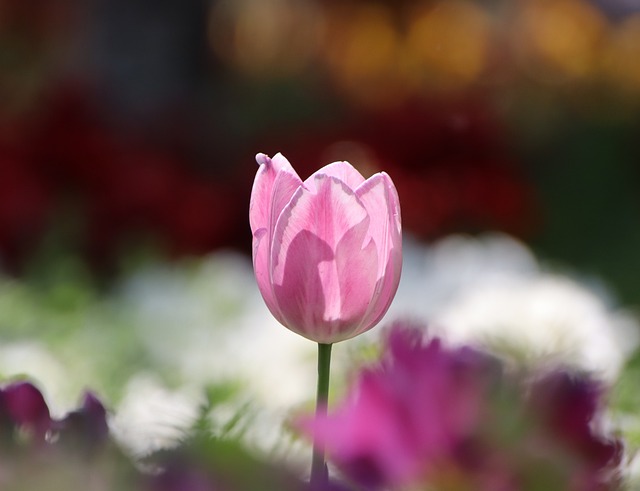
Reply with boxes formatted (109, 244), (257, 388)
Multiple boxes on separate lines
(1, 0), (640, 469)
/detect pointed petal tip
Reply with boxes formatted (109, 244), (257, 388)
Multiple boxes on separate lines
(372, 170), (392, 182)
(255, 153), (271, 166)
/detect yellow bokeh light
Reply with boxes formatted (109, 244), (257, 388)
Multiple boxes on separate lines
(404, 0), (491, 90)
(512, 0), (608, 83)
(322, 3), (407, 108)
(208, 0), (323, 77)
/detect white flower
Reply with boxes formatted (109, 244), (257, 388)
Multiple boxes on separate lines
(387, 233), (638, 380)
(110, 373), (203, 457)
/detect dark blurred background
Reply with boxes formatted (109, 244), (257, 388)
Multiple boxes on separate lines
(1, 0), (639, 305)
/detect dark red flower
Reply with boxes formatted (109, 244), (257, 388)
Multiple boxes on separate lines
(253, 98), (535, 242)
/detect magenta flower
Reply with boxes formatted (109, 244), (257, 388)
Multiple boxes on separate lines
(300, 326), (498, 489)
(0, 382), (52, 441)
(250, 153), (402, 344)
(300, 324), (622, 490)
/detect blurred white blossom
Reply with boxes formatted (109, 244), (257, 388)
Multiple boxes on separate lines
(117, 251), (315, 407)
(387, 233), (639, 380)
(113, 252), (315, 454)
(110, 373), (204, 457)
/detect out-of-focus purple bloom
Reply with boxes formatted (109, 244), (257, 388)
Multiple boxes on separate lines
(301, 325), (499, 489)
(0, 381), (52, 442)
(0, 381), (109, 452)
(145, 455), (352, 491)
(528, 372), (623, 489)
(0, 380), (140, 491)
(55, 391), (110, 453)
(300, 323), (622, 490)
(144, 438), (317, 491)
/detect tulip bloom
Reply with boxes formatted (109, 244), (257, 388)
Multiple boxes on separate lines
(250, 153), (402, 344)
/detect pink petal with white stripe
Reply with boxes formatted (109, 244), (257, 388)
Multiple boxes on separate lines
(270, 175), (378, 342)
(304, 161), (366, 192)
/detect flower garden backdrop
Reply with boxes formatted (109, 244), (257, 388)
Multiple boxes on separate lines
(1, 0), (640, 489)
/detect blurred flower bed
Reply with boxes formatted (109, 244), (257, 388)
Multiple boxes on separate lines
(1, 0), (640, 489)
(1, 235), (640, 488)
(0, 0), (638, 283)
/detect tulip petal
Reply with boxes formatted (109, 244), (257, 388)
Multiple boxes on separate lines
(271, 175), (379, 342)
(304, 161), (365, 192)
(356, 175), (390, 277)
(331, 221), (379, 341)
(249, 153), (301, 234)
(356, 173), (403, 332)
(250, 153), (302, 318)
(356, 173), (402, 275)
(269, 164), (305, 235)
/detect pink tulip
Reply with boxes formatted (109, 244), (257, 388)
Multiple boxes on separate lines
(250, 153), (402, 344)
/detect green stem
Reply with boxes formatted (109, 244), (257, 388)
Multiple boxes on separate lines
(310, 342), (333, 488)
